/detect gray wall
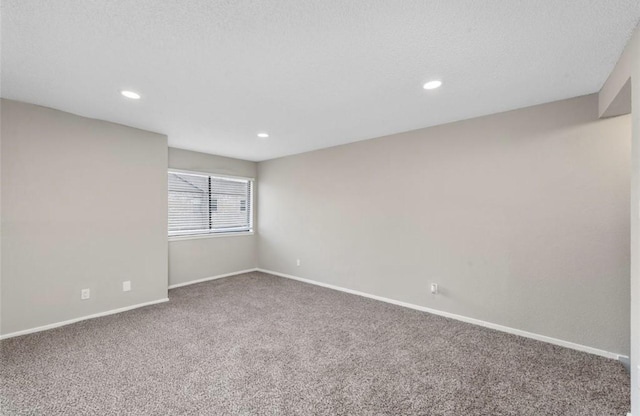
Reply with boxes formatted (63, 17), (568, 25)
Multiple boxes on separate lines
(1, 99), (168, 335)
(258, 94), (631, 356)
(168, 148), (258, 287)
(600, 22), (639, 413)
(628, 24), (640, 416)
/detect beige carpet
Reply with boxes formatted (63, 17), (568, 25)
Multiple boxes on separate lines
(0, 271), (630, 415)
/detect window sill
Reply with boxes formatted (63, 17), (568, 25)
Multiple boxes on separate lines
(169, 231), (254, 242)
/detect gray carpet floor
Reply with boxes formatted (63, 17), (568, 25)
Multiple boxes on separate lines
(0, 271), (630, 415)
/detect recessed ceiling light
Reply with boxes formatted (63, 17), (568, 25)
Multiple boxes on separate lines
(121, 90), (141, 99)
(423, 80), (442, 90)
(257, 133), (269, 138)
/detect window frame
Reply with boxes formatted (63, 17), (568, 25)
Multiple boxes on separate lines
(168, 169), (254, 241)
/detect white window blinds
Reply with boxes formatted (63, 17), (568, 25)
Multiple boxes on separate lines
(168, 171), (253, 237)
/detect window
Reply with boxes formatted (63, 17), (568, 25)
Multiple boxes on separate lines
(168, 170), (253, 237)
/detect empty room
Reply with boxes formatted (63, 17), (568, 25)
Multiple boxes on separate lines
(1, 1), (640, 415)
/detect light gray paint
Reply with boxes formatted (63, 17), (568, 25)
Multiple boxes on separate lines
(0, 99), (168, 335)
(168, 148), (257, 286)
(599, 22), (638, 414)
(600, 78), (631, 119)
(629, 25), (640, 416)
(258, 94), (631, 356)
(3, 1), (640, 161)
(599, 29), (633, 118)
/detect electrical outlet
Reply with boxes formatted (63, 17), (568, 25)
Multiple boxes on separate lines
(122, 281), (131, 292)
(296, 259), (301, 266)
(81, 288), (90, 300)
(430, 283), (439, 295)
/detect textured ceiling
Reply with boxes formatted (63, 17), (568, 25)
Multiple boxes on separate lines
(2, 1), (639, 161)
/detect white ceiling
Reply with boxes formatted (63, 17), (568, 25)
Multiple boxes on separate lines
(2, 1), (639, 161)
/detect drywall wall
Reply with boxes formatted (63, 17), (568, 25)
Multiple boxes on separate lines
(0, 99), (168, 336)
(600, 32), (633, 118)
(602, 22), (639, 413)
(168, 148), (257, 287)
(258, 94), (631, 357)
(629, 25), (640, 416)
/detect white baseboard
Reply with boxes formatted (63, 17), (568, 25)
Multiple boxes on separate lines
(257, 268), (627, 361)
(4, 268), (626, 363)
(168, 268), (258, 289)
(0, 298), (169, 340)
